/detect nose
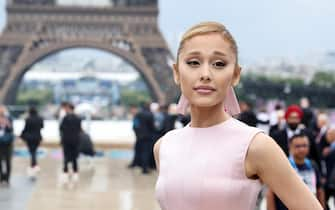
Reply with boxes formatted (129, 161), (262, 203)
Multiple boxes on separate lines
(200, 64), (212, 82)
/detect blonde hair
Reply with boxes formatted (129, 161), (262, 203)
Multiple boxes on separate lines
(176, 21), (238, 64)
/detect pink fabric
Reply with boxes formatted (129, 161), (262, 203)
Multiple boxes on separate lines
(176, 86), (241, 116)
(155, 118), (263, 210)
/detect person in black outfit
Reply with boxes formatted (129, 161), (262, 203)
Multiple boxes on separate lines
(238, 101), (258, 127)
(149, 104), (177, 169)
(269, 104), (284, 136)
(0, 105), (14, 186)
(132, 102), (155, 174)
(159, 104), (178, 136)
(318, 127), (335, 210)
(271, 105), (321, 169)
(238, 101), (269, 128)
(60, 103), (82, 183)
(129, 103), (177, 171)
(79, 128), (95, 157)
(300, 97), (316, 130)
(177, 114), (191, 127)
(128, 106), (142, 169)
(20, 107), (44, 176)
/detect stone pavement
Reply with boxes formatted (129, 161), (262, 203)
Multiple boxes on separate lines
(0, 175), (35, 210)
(0, 148), (333, 210)
(0, 149), (160, 210)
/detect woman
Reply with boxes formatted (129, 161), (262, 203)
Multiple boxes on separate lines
(0, 105), (14, 186)
(21, 107), (44, 177)
(154, 22), (322, 210)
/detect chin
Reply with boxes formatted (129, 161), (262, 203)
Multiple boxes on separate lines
(297, 155), (306, 160)
(191, 99), (222, 108)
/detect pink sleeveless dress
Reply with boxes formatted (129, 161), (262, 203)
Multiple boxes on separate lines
(155, 117), (264, 210)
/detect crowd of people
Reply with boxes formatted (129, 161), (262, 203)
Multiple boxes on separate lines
(127, 97), (335, 209)
(128, 102), (190, 174)
(1, 96), (335, 208)
(0, 102), (95, 187)
(236, 98), (335, 210)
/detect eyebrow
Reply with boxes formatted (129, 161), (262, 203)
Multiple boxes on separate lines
(213, 51), (227, 56)
(185, 50), (227, 57)
(186, 51), (201, 56)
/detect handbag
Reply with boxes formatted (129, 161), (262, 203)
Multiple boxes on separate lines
(0, 132), (14, 144)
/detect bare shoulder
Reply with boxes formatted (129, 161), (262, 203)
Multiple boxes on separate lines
(248, 132), (281, 157)
(246, 132), (287, 177)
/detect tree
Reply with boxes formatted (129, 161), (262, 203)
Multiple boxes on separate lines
(120, 90), (151, 106)
(311, 71), (335, 88)
(17, 89), (53, 106)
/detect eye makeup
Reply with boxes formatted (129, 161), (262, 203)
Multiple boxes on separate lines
(186, 59), (201, 67)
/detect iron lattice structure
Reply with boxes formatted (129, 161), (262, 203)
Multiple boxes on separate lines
(0, 0), (178, 104)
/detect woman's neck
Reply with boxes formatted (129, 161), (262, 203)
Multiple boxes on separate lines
(189, 102), (230, 128)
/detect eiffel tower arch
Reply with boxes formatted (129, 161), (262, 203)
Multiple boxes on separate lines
(0, 0), (178, 105)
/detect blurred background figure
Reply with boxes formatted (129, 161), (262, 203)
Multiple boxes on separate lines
(168, 103), (182, 129)
(58, 101), (68, 123)
(78, 128), (95, 170)
(60, 103), (82, 185)
(300, 97), (316, 130)
(271, 104), (321, 170)
(176, 106), (191, 128)
(129, 102), (155, 174)
(238, 101), (258, 127)
(313, 112), (330, 198)
(128, 102), (182, 171)
(314, 113), (329, 144)
(128, 105), (141, 169)
(238, 101), (269, 127)
(318, 126), (335, 209)
(20, 106), (44, 179)
(78, 128), (95, 157)
(150, 103), (178, 169)
(269, 103), (285, 136)
(150, 103), (164, 169)
(0, 105), (14, 186)
(159, 104), (178, 136)
(267, 132), (326, 210)
(256, 106), (270, 132)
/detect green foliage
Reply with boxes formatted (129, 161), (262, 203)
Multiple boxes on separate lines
(120, 90), (151, 106)
(17, 89), (53, 106)
(311, 71), (335, 88)
(237, 72), (335, 107)
(242, 73), (304, 86)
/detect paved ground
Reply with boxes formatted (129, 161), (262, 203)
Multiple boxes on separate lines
(0, 148), (160, 210)
(0, 148), (333, 210)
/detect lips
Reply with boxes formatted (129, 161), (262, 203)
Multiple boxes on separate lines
(193, 86), (216, 94)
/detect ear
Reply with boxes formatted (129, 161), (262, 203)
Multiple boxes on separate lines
(232, 65), (241, 87)
(172, 63), (180, 85)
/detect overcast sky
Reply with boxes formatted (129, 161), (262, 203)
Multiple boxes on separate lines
(1, 0), (335, 63)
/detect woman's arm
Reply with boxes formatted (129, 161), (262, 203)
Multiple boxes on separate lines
(245, 133), (323, 210)
(317, 187), (326, 209)
(266, 190), (277, 210)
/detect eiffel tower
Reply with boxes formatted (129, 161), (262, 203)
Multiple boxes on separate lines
(0, 0), (178, 104)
